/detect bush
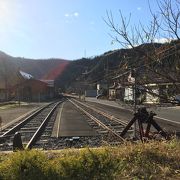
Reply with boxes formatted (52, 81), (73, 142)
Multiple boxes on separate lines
(0, 140), (179, 180)
(53, 149), (118, 179)
(0, 150), (58, 180)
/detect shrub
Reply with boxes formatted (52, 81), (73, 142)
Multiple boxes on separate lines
(51, 148), (118, 180)
(0, 150), (58, 180)
(0, 140), (179, 180)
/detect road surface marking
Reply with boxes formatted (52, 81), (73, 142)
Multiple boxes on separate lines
(156, 116), (180, 125)
(57, 102), (64, 138)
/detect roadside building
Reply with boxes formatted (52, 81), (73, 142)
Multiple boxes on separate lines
(115, 83), (124, 101)
(111, 69), (180, 104)
(85, 90), (97, 97)
(108, 82), (116, 100)
(96, 81), (108, 96)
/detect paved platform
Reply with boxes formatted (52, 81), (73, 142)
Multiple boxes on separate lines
(52, 100), (97, 137)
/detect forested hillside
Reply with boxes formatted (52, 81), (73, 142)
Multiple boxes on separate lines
(1, 40), (180, 93)
(0, 51), (69, 88)
(56, 40), (180, 93)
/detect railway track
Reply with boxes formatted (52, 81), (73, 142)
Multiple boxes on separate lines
(69, 98), (134, 143)
(0, 101), (62, 151)
(3, 96), (173, 151)
(33, 98), (130, 150)
(0, 97), (174, 151)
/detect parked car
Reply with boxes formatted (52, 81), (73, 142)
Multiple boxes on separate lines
(170, 94), (180, 105)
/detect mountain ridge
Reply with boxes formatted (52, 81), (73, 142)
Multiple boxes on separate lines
(0, 40), (180, 92)
(0, 51), (70, 80)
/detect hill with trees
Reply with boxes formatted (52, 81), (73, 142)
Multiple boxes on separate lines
(0, 39), (180, 96)
(56, 40), (180, 94)
(0, 51), (69, 92)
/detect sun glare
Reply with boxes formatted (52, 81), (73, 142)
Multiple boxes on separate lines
(0, 1), (18, 27)
(0, 1), (10, 21)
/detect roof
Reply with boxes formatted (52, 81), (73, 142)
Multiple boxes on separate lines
(19, 70), (33, 79)
(40, 80), (54, 87)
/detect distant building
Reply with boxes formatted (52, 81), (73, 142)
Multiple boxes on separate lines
(40, 79), (55, 99)
(85, 90), (97, 97)
(18, 79), (51, 102)
(0, 70), (55, 102)
(108, 82), (116, 100)
(111, 71), (180, 104)
(96, 81), (108, 96)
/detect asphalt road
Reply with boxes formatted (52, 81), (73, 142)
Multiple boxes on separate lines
(86, 97), (180, 122)
(85, 97), (180, 133)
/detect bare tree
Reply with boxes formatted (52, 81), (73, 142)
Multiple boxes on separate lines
(104, 0), (180, 103)
(156, 0), (180, 40)
(105, 0), (180, 47)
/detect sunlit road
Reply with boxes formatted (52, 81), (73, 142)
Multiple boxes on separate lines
(85, 97), (180, 132)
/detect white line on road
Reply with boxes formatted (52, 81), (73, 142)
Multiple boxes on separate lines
(56, 102), (64, 138)
(156, 116), (180, 125)
(87, 99), (180, 126)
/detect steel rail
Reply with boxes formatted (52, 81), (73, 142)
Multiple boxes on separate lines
(72, 99), (144, 137)
(0, 104), (53, 138)
(25, 102), (60, 149)
(73, 98), (128, 126)
(69, 99), (125, 142)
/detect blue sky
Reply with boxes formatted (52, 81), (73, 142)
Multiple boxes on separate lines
(0, 0), (159, 60)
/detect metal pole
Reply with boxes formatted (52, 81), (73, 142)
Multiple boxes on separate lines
(106, 57), (109, 99)
(133, 69), (137, 138)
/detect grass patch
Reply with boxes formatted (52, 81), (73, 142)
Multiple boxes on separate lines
(0, 140), (179, 179)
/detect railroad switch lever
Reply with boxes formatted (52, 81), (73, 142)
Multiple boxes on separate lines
(120, 107), (168, 141)
(13, 132), (24, 151)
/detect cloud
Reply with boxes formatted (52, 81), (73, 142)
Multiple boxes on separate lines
(64, 12), (79, 18)
(154, 38), (172, 43)
(73, 12), (79, 17)
(137, 7), (142, 11)
(127, 44), (138, 49)
(90, 21), (95, 25)
(64, 13), (69, 17)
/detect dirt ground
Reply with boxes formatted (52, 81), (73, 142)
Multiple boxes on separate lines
(0, 103), (46, 129)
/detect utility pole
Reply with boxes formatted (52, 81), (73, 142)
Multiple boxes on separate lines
(106, 57), (109, 99)
(133, 68), (137, 138)
(128, 68), (137, 138)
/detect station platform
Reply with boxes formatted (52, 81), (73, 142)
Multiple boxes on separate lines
(52, 100), (97, 137)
